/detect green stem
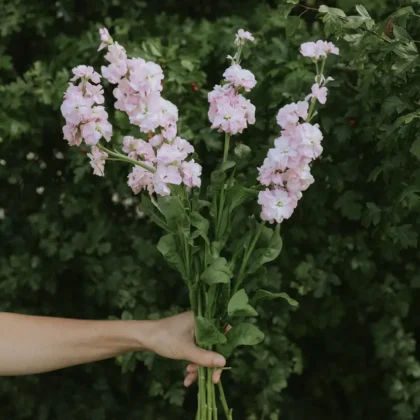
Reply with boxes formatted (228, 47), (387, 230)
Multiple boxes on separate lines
(199, 367), (207, 420)
(222, 134), (231, 163)
(97, 143), (156, 173)
(213, 379), (218, 420)
(307, 97), (317, 122)
(216, 134), (231, 237)
(218, 381), (232, 420)
(207, 368), (213, 419)
(197, 285), (207, 420)
(232, 221), (265, 295)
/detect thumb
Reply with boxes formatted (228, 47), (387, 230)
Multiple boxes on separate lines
(184, 345), (226, 368)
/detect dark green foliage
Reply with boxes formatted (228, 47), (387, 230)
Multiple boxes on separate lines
(1, 0), (420, 419)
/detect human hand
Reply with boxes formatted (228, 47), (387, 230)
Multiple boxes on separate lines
(148, 311), (226, 385)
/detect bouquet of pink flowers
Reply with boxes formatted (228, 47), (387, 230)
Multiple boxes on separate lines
(61, 28), (338, 419)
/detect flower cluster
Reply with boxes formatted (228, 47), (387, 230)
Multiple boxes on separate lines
(257, 40), (338, 224)
(61, 65), (113, 148)
(300, 40), (339, 59)
(98, 28), (201, 195)
(208, 30), (256, 135)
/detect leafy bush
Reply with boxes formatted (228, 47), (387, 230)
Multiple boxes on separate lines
(1, 1), (419, 419)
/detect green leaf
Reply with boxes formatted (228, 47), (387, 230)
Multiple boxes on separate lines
(208, 282), (231, 318)
(334, 191), (363, 221)
(319, 5), (346, 17)
(234, 144), (251, 160)
(228, 289), (258, 317)
(141, 195), (170, 232)
(190, 211), (210, 245)
(157, 195), (190, 234)
(157, 234), (187, 281)
(286, 16), (302, 38)
(195, 316), (227, 346)
(225, 185), (258, 215)
(356, 5), (371, 19)
(247, 225), (283, 275)
(251, 290), (298, 307)
(410, 137), (420, 160)
(227, 323), (265, 346)
(201, 257), (233, 285)
(388, 6), (415, 20)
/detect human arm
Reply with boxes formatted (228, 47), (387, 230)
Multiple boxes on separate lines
(0, 311), (225, 381)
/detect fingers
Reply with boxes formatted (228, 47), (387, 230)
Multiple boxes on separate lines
(212, 369), (222, 384)
(184, 372), (197, 387)
(185, 345), (226, 368)
(185, 363), (223, 387)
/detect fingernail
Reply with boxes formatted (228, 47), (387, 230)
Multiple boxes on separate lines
(213, 356), (226, 367)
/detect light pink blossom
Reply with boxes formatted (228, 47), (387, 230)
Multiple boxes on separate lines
(258, 188), (298, 224)
(223, 65), (256, 92)
(87, 146), (108, 176)
(235, 29), (255, 46)
(181, 159), (202, 188)
(276, 101), (309, 129)
(306, 83), (328, 105)
(127, 165), (154, 194)
(71, 65), (101, 84)
(300, 40), (339, 59)
(296, 123), (323, 160)
(152, 165), (182, 196)
(63, 124), (82, 146)
(281, 165), (314, 193)
(98, 28), (113, 51)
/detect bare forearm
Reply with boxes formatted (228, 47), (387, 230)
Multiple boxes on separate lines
(0, 312), (155, 376)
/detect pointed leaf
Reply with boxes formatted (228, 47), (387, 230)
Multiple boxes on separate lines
(157, 234), (187, 281)
(251, 290), (298, 307)
(201, 257), (233, 285)
(228, 289), (258, 317)
(195, 317), (227, 346)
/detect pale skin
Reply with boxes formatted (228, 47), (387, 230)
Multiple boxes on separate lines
(0, 311), (223, 386)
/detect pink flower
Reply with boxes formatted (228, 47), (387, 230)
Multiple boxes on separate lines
(270, 136), (301, 170)
(235, 29), (255, 46)
(208, 87), (255, 135)
(316, 40), (339, 56)
(276, 101), (309, 129)
(85, 83), (105, 104)
(63, 124), (82, 146)
(295, 123), (323, 160)
(71, 65), (101, 84)
(223, 65), (256, 92)
(281, 165), (314, 193)
(128, 59), (164, 93)
(87, 146), (108, 176)
(149, 134), (164, 147)
(181, 159), (202, 188)
(136, 140), (155, 161)
(127, 165), (154, 194)
(152, 165), (182, 196)
(79, 106), (112, 145)
(300, 40), (339, 59)
(258, 188), (298, 224)
(257, 157), (284, 186)
(61, 86), (94, 125)
(306, 83), (327, 105)
(156, 137), (194, 165)
(98, 28), (113, 51)
(101, 43), (128, 84)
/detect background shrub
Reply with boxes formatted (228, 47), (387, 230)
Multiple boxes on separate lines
(1, 1), (420, 419)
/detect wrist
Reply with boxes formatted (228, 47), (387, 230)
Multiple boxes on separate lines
(128, 319), (160, 352)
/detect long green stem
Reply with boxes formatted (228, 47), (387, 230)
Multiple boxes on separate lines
(207, 368), (213, 419)
(232, 221), (265, 295)
(222, 134), (231, 163)
(97, 143), (156, 173)
(218, 381), (232, 420)
(213, 379), (218, 420)
(216, 134), (231, 237)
